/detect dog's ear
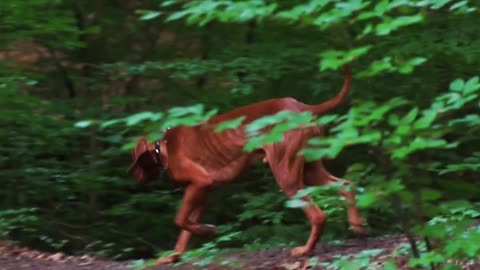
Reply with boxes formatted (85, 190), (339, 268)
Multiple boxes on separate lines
(128, 136), (148, 174)
(131, 136), (149, 160)
(127, 137), (159, 182)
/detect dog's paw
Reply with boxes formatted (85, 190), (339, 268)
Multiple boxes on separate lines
(349, 219), (368, 235)
(155, 253), (180, 265)
(289, 246), (312, 257)
(351, 224), (367, 235)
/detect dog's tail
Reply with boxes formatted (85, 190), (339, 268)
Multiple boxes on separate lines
(307, 64), (351, 115)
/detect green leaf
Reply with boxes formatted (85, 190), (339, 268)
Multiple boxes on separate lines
(292, 187), (319, 199)
(400, 108), (419, 125)
(99, 119), (122, 129)
(449, 0), (468, 11)
(245, 110), (313, 136)
(125, 112), (161, 126)
(385, 179), (404, 193)
(316, 114), (339, 125)
(357, 248), (384, 257)
(392, 137), (454, 159)
(285, 199), (309, 208)
(397, 57), (427, 74)
(216, 232), (240, 243)
(383, 260), (397, 270)
(450, 79), (464, 92)
(166, 10), (190, 22)
(138, 10), (162, 20)
(409, 251), (445, 267)
(161, 0), (177, 7)
(420, 188), (443, 201)
(357, 192), (377, 208)
(358, 56), (393, 77)
(320, 46), (372, 71)
(441, 264), (462, 270)
(215, 116), (246, 132)
(74, 120), (93, 128)
(361, 97), (408, 124)
(463, 76), (480, 94)
(413, 109), (437, 129)
(168, 104), (205, 117)
(375, 15), (423, 36)
(420, 0), (454, 10)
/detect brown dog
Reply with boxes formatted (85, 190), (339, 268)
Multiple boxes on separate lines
(128, 64), (365, 264)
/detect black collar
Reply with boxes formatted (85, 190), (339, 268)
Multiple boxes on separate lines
(154, 141), (166, 172)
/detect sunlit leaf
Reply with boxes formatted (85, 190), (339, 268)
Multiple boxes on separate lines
(125, 112), (162, 126)
(383, 260), (397, 270)
(320, 46), (372, 71)
(99, 119), (122, 129)
(450, 79), (464, 92)
(397, 57), (427, 74)
(357, 191), (377, 208)
(215, 116), (246, 132)
(285, 199), (309, 208)
(375, 15), (423, 36)
(463, 76), (480, 94)
(138, 10), (163, 20)
(74, 120), (93, 128)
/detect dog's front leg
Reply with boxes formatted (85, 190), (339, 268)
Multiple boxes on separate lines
(175, 184), (217, 236)
(174, 205), (206, 251)
(155, 205), (206, 265)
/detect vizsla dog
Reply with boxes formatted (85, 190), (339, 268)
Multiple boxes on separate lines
(128, 64), (365, 264)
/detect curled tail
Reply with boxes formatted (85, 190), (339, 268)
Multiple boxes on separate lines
(306, 64), (351, 115)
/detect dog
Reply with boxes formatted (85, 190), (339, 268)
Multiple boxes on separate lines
(128, 64), (366, 264)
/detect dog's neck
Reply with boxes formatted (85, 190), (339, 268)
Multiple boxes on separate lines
(153, 138), (169, 172)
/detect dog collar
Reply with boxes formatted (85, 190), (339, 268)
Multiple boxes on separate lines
(154, 141), (166, 171)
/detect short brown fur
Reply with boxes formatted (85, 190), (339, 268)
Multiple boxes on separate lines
(128, 65), (366, 264)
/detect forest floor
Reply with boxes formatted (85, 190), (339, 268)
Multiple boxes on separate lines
(0, 234), (478, 270)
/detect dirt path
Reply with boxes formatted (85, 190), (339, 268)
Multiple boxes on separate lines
(0, 235), (477, 270)
(150, 235), (411, 270)
(0, 235), (410, 270)
(0, 242), (128, 270)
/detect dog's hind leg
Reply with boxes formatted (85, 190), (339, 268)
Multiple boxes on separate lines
(303, 160), (366, 235)
(265, 145), (327, 257)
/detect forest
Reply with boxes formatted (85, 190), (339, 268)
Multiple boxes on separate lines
(1, 0), (479, 269)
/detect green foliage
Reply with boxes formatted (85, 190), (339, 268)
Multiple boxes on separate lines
(179, 232), (244, 268)
(316, 248), (385, 270)
(410, 202), (480, 268)
(0, 0), (83, 49)
(163, 0), (278, 25)
(215, 116), (246, 132)
(288, 181), (346, 216)
(244, 110), (314, 151)
(320, 46), (372, 71)
(1, 0), (479, 267)
(287, 75), (478, 266)
(0, 208), (38, 238)
(300, 74), (479, 161)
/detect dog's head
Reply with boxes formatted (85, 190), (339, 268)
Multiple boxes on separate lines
(128, 136), (161, 183)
